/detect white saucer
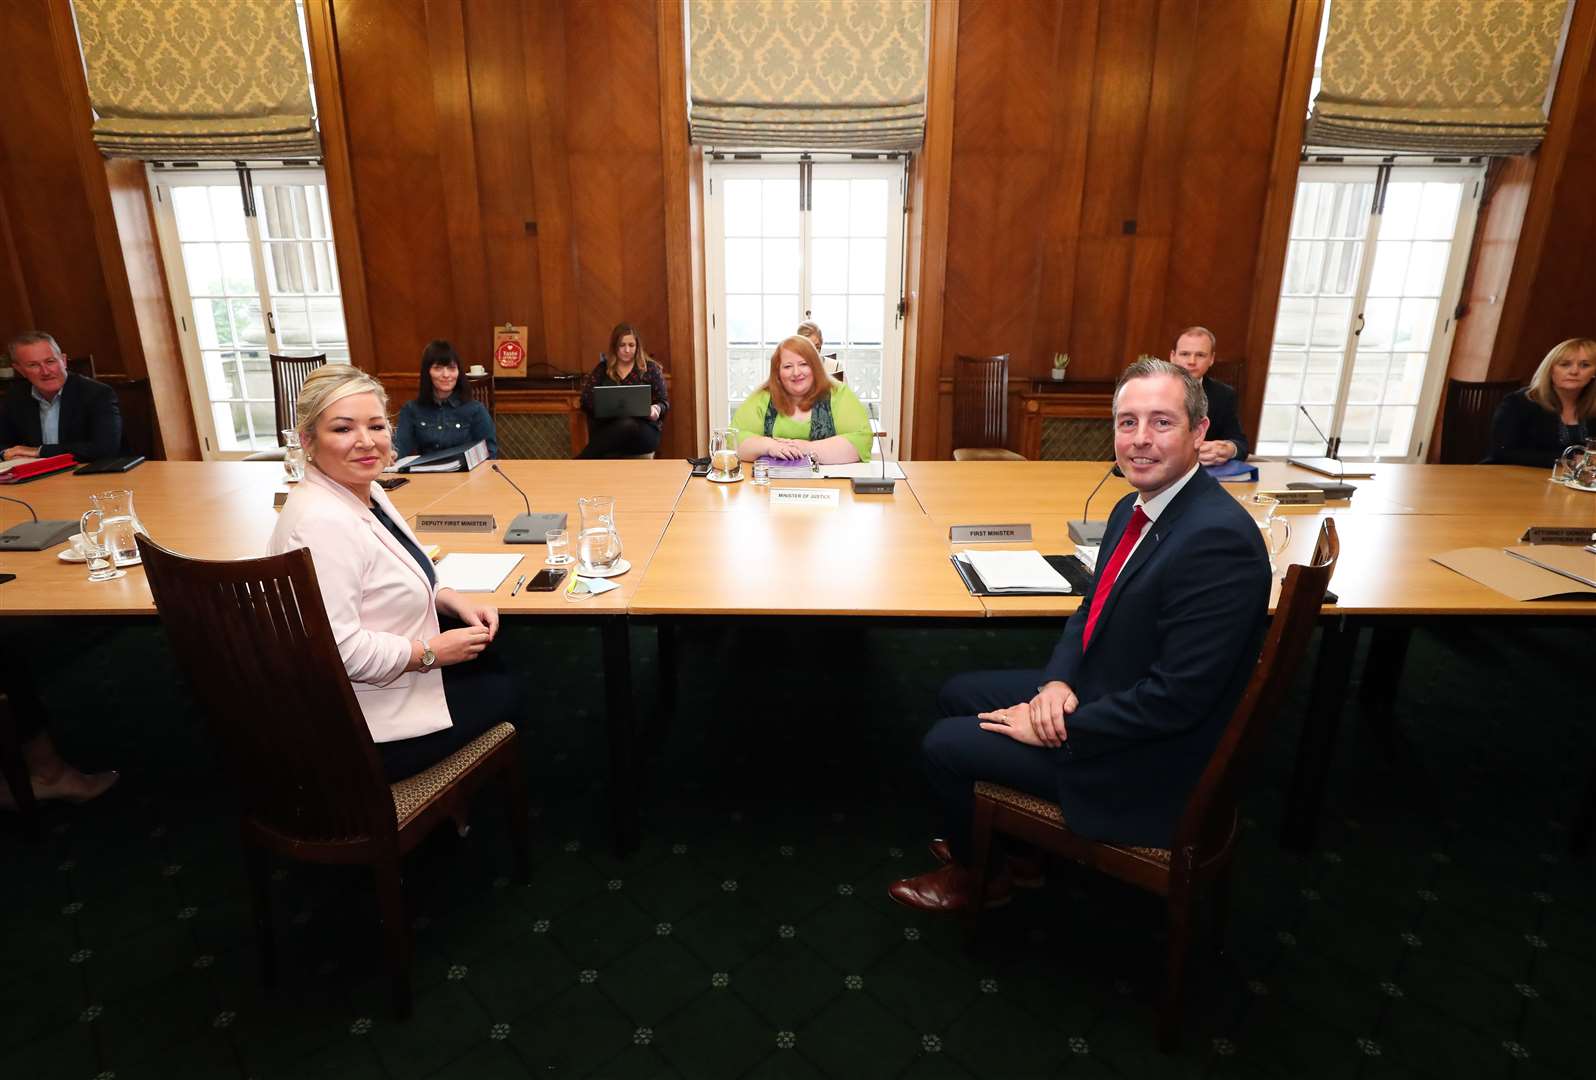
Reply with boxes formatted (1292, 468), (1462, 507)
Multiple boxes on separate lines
(1565, 481), (1596, 493)
(58, 549), (140, 566)
(706, 471), (743, 484)
(577, 558), (630, 578)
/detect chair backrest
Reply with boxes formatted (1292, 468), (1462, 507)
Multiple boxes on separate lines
(270, 354), (328, 445)
(952, 353), (1011, 452)
(1439, 378), (1520, 463)
(67, 354), (97, 380)
(464, 372), (496, 415)
(1175, 519), (1340, 859)
(137, 535), (397, 845)
(1208, 357), (1245, 402)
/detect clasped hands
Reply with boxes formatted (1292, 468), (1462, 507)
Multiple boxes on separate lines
(762, 437), (811, 460)
(977, 680), (1077, 748)
(426, 587), (499, 667)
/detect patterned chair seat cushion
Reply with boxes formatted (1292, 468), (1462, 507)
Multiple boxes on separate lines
(974, 780), (1171, 865)
(953, 448), (1026, 462)
(391, 723), (515, 827)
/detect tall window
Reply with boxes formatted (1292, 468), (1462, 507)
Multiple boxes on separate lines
(1259, 165), (1481, 460)
(705, 160), (906, 454)
(149, 166), (349, 456)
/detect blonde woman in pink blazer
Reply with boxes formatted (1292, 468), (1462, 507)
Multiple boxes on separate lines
(269, 365), (523, 781)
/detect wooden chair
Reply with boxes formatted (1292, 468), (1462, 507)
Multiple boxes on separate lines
(1208, 357), (1245, 402)
(464, 371), (496, 416)
(0, 690), (42, 843)
(269, 354), (327, 445)
(66, 354), (97, 380)
(967, 519), (1340, 1050)
(136, 536), (529, 1018)
(952, 353), (1024, 461)
(1438, 378), (1519, 463)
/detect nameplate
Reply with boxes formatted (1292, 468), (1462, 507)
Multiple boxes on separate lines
(949, 523), (1033, 543)
(770, 487), (840, 507)
(414, 514), (497, 533)
(273, 491), (288, 509)
(1520, 525), (1596, 545)
(1256, 488), (1326, 506)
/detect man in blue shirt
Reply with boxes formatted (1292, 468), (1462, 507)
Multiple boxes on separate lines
(2, 331), (122, 463)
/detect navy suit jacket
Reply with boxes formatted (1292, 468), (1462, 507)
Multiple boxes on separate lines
(1203, 376), (1250, 460)
(1039, 467), (1271, 847)
(0, 373), (122, 461)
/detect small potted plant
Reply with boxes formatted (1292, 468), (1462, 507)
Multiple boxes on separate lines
(1050, 352), (1070, 381)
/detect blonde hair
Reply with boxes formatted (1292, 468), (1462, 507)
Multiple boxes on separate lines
(1526, 338), (1596, 418)
(295, 364), (390, 455)
(762, 336), (833, 415)
(796, 320), (823, 348)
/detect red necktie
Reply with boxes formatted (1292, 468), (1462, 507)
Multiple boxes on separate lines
(1082, 505), (1150, 649)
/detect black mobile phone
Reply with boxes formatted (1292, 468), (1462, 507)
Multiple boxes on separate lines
(527, 568), (566, 591)
(376, 477), (410, 491)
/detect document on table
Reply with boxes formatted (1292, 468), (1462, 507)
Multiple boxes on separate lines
(434, 553), (523, 592)
(957, 549), (1073, 593)
(818, 461), (907, 480)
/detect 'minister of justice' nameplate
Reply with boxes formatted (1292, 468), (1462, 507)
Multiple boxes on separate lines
(414, 514), (497, 532)
(949, 524), (1032, 543)
(770, 487), (840, 507)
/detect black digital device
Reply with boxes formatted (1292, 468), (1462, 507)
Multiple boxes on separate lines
(376, 477), (411, 491)
(75, 455), (145, 475)
(688, 456), (711, 478)
(527, 568), (566, 591)
(0, 573), (15, 586)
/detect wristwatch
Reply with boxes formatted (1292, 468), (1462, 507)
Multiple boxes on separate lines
(417, 638), (437, 670)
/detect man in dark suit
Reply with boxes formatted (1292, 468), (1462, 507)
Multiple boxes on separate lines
(2, 331), (122, 462)
(889, 360), (1271, 911)
(1171, 325), (1250, 463)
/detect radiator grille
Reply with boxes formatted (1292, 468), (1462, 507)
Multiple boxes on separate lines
(1040, 418), (1113, 461)
(496, 413), (573, 459)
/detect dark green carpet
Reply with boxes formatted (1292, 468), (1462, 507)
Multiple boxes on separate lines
(2, 618), (1591, 1079)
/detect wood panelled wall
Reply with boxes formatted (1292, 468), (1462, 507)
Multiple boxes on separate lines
(915, 0), (1300, 458)
(323, 0), (683, 452)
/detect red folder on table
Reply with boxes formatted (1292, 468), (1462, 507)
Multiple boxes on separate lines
(0, 453), (77, 484)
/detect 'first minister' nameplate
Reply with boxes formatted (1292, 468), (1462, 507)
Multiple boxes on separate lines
(949, 524), (1032, 543)
(770, 487), (840, 507)
(414, 514), (497, 533)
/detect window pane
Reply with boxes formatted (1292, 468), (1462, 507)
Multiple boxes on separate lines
(264, 242), (303, 295)
(849, 179), (888, 236)
(726, 295), (760, 343)
(172, 187), (213, 241)
(1393, 299), (1437, 351)
(1322, 240), (1361, 294)
(763, 238), (800, 295)
(811, 239), (848, 294)
(247, 402), (276, 444)
(230, 299), (265, 346)
(1341, 404), (1377, 449)
(1302, 352), (1342, 403)
(224, 402), (250, 449)
(220, 243), (255, 295)
(811, 180), (849, 237)
(1361, 298), (1398, 350)
(309, 298), (347, 346)
(1273, 298), (1311, 348)
(241, 353), (271, 399)
(276, 299), (312, 346)
(182, 244), (223, 295)
(848, 238), (886, 293)
(211, 299), (235, 346)
(1404, 241), (1449, 296)
(723, 180), (761, 236)
(1348, 353), (1387, 404)
(847, 295), (882, 345)
(1414, 183), (1461, 239)
(1385, 352), (1425, 405)
(1379, 183), (1421, 240)
(724, 239), (761, 292)
(762, 180), (799, 236)
(1376, 406), (1415, 454)
(1367, 242), (1409, 297)
(203, 351), (239, 398)
(808, 295), (846, 342)
(1258, 404), (1295, 444)
(762, 295), (798, 343)
(193, 301), (222, 349)
(1310, 298), (1351, 348)
(1300, 404), (1335, 451)
(1282, 241), (1322, 295)
(211, 188), (247, 240)
(1264, 355), (1304, 403)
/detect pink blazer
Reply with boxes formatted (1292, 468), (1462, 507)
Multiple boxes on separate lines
(268, 467), (452, 743)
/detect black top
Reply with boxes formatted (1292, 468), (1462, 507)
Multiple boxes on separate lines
(579, 358), (670, 427)
(369, 500), (436, 588)
(1486, 388), (1589, 468)
(1202, 376), (1250, 461)
(0, 373), (123, 461)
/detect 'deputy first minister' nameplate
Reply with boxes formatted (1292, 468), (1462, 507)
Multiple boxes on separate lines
(770, 487), (840, 507)
(949, 524), (1033, 543)
(414, 514), (497, 532)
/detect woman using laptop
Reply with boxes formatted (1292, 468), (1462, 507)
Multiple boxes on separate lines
(270, 365), (523, 781)
(731, 336), (872, 464)
(1487, 337), (1596, 467)
(577, 323), (670, 458)
(393, 340), (498, 459)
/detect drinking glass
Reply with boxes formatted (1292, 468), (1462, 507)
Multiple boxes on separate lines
(751, 459), (770, 485)
(544, 528), (574, 566)
(78, 509), (126, 582)
(1246, 494), (1293, 572)
(282, 429), (306, 482)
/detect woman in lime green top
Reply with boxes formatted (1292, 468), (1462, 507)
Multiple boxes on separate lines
(731, 335), (872, 463)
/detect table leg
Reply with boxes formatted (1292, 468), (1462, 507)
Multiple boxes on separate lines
(1280, 616), (1361, 852)
(602, 617), (640, 855)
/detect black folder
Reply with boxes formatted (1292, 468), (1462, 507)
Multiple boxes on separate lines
(949, 553), (1094, 597)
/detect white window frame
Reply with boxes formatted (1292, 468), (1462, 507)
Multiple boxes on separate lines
(704, 158), (907, 457)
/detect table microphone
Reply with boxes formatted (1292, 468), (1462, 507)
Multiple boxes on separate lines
(852, 431), (896, 494)
(0, 494), (78, 551)
(1068, 463), (1123, 546)
(492, 464), (567, 543)
(1289, 405), (1357, 499)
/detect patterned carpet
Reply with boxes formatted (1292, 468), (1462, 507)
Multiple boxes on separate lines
(1, 618), (1591, 1079)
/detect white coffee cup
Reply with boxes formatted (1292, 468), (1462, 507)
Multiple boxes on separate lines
(467, 364), (487, 377)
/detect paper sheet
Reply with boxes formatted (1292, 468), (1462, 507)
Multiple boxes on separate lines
(818, 461), (907, 480)
(434, 553), (523, 592)
(959, 549), (1073, 593)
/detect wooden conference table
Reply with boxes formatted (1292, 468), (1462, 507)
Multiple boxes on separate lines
(4, 458), (1592, 850)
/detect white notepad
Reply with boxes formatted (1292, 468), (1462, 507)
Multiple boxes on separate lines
(434, 553), (523, 592)
(959, 550), (1072, 593)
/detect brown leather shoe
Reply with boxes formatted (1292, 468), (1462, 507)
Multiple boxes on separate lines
(888, 861), (1012, 912)
(928, 838), (1044, 889)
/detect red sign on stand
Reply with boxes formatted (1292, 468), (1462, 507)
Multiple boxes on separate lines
(493, 324), (528, 378)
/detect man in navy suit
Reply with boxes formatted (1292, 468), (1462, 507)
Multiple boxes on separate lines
(890, 359), (1271, 912)
(1171, 326), (1249, 463)
(2, 331), (122, 463)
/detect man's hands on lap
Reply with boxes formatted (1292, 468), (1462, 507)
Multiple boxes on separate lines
(977, 703), (1047, 747)
(1197, 440), (1236, 465)
(1026, 680), (1076, 747)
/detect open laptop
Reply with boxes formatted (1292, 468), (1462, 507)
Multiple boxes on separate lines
(593, 384), (652, 419)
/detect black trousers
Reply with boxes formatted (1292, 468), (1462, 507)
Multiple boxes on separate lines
(923, 668), (1061, 863)
(0, 652), (48, 743)
(375, 631), (527, 783)
(577, 417), (661, 459)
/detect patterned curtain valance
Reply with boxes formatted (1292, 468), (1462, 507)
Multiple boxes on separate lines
(1305, 0), (1570, 155)
(687, 0), (928, 150)
(72, 0), (320, 160)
